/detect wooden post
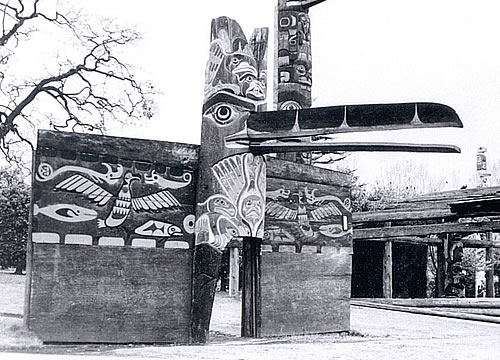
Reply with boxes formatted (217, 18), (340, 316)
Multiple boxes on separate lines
(383, 240), (393, 298)
(486, 232), (495, 298)
(242, 237), (261, 338)
(229, 247), (240, 298)
(436, 240), (447, 297)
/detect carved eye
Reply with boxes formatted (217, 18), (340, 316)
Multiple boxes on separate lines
(244, 75), (256, 83)
(296, 65), (306, 75)
(214, 104), (233, 124)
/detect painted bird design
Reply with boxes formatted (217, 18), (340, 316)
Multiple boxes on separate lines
(265, 187), (348, 238)
(55, 171), (182, 228)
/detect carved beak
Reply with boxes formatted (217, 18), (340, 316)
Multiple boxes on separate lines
(226, 102), (463, 154)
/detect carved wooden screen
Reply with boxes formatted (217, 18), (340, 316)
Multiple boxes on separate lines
(260, 157), (352, 336)
(26, 130), (198, 343)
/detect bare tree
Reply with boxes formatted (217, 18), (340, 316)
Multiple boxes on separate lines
(0, 0), (154, 164)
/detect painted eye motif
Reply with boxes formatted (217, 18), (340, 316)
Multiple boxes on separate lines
(296, 65), (306, 75)
(213, 104), (233, 124)
(244, 75), (256, 83)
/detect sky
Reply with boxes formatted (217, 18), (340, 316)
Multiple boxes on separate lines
(77, 0), (500, 188)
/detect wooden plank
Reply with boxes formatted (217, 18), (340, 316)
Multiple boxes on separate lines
(352, 298), (500, 308)
(29, 244), (192, 343)
(229, 247), (240, 298)
(383, 241), (393, 299)
(265, 177), (351, 248)
(33, 131), (197, 248)
(352, 301), (500, 324)
(37, 130), (199, 170)
(266, 158), (352, 188)
(353, 208), (453, 223)
(260, 252), (351, 336)
(353, 221), (500, 240)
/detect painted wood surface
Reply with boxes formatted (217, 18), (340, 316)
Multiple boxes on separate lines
(264, 159), (352, 250)
(261, 158), (352, 336)
(260, 252), (351, 336)
(192, 16), (269, 343)
(29, 131), (198, 343)
(29, 244), (192, 343)
(33, 130), (198, 248)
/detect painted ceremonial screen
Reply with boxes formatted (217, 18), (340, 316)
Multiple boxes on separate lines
(26, 130), (198, 343)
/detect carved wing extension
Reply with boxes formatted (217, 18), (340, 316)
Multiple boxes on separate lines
(131, 190), (182, 212)
(55, 174), (113, 206)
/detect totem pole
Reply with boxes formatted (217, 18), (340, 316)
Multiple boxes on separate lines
(275, 0), (317, 162)
(192, 17), (269, 342)
(192, 1), (463, 343)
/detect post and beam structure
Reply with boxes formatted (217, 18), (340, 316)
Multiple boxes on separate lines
(485, 232), (495, 298)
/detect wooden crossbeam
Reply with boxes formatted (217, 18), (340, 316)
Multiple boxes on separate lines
(353, 221), (500, 242)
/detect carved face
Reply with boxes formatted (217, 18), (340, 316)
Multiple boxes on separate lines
(241, 194), (263, 223)
(293, 59), (312, 87)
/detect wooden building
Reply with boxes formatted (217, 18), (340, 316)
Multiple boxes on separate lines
(352, 186), (500, 299)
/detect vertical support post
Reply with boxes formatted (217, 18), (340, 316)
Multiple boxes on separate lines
(383, 240), (393, 299)
(242, 237), (261, 338)
(436, 240), (447, 297)
(485, 232), (495, 298)
(229, 246), (240, 298)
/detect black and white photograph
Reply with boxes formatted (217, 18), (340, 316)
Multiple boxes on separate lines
(1, 0), (499, 359)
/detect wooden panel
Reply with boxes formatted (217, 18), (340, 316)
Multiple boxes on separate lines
(29, 244), (192, 343)
(265, 175), (352, 249)
(266, 158), (352, 187)
(33, 130), (198, 248)
(260, 252), (351, 336)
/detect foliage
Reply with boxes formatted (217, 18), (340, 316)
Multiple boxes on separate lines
(0, 0), (155, 164)
(0, 167), (29, 273)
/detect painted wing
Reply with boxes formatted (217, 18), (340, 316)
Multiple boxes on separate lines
(266, 202), (297, 220)
(205, 39), (225, 85)
(55, 174), (112, 206)
(131, 190), (181, 212)
(309, 202), (342, 221)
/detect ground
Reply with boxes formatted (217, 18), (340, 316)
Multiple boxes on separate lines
(1, 272), (499, 359)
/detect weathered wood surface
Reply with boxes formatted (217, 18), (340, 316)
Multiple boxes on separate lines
(229, 247), (240, 298)
(266, 157), (352, 187)
(352, 298), (500, 308)
(242, 238), (262, 337)
(260, 252), (351, 336)
(351, 301), (500, 324)
(192, 17), (268, 343)
(382, 241), (392, 299)
(485, 234), (495, 298)
(33, 130), (198, 248)
(29, 244), (192, 343)
(354, 221), (500, 241)
(265, 161), (352, 249)
(191, 244), (221, 343)
(353, 186), (500, 224)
